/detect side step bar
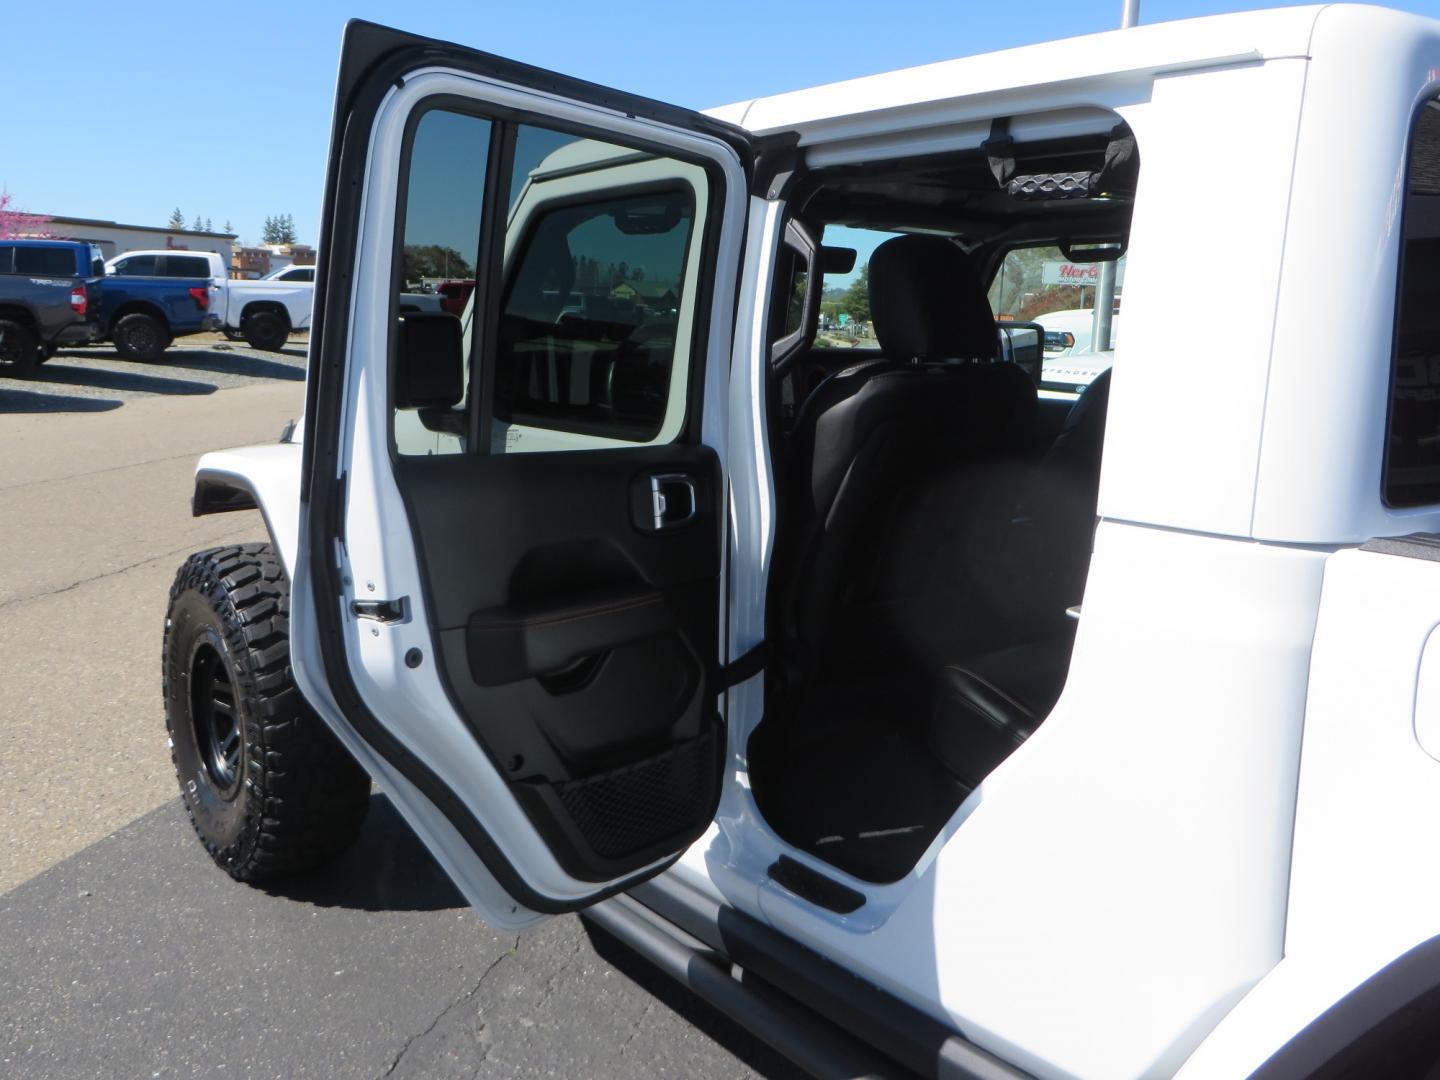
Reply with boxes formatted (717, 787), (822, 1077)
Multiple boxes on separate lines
(588, 875), (1030, 1080)
(584, 892), (905, 1079)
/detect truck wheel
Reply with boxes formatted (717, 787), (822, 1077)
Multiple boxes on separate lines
(0, 318), (40, 375)
(39, 343), (56, 363)
(243, 310), (289, 352)
(112, 312), (167, 362)
(163, 543), (371, 881)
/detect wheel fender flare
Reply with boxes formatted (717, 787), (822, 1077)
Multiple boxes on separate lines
(192, 439), (304, 581)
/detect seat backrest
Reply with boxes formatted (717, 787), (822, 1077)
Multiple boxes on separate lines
(770, 235), (1035, 684)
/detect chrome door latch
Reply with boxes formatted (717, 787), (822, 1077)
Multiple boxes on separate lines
(352, 597), (409, 624)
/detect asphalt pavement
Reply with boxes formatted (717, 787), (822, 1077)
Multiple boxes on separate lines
(0, 339), (800, 1080)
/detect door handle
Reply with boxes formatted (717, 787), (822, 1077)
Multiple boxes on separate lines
(648, 474), (697, 531)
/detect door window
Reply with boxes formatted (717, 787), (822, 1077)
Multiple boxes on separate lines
(1384, 98), (1440, 507)
(165, 255), (213, 277)
(391, 109), (714, 456)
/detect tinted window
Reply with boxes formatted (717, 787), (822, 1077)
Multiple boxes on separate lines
(495, 179), (696, 443)
(14, 246), (78, 276)
(1385, 100), (1440, 507)
(112, 254), (158, 276)
(390, 110), (712, 456)
(392, 108), (492, 456)
(283, 267), (314, 282)
(167, 255), (212, 278)
(0, 246), (13, 274)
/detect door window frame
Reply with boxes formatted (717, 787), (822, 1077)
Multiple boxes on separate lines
(387, 92), (735, 460)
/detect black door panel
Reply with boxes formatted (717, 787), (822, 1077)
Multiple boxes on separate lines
(395, 445), (722, 882)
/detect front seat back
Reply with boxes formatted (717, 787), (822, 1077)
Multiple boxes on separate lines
(772, 235), (1035, 684)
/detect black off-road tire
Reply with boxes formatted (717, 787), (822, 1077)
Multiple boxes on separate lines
(112, 312), (167, 361)
(0, 318), (40, 374)
(163, 543), (371, 881)
(243, 309), (289, 352)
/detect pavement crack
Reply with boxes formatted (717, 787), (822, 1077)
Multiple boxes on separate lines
(379, 937), (518, 1080)
(0, 449), (209, 494)
(0, 539), (231, 612)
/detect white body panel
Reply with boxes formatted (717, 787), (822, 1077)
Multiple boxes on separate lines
(223, 276), (313, 331)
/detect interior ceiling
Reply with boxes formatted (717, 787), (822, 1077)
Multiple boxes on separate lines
(799, 134), (1135, 243)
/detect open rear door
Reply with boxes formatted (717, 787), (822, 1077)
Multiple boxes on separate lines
(292, 20), (759, 927)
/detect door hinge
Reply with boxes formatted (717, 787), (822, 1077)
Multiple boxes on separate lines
(351, 597), (409, 624)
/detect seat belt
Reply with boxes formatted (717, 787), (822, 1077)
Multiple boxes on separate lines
(722, 641), (769, 688)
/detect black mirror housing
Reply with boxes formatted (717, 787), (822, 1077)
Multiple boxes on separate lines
(395, 312), (464, 410)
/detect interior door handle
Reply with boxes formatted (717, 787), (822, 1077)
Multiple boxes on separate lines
(648, 474), (697, 531)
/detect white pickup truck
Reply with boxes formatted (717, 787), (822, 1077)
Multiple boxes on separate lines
(163, 7), (1440, 1078)
(105, 249), (313, 350)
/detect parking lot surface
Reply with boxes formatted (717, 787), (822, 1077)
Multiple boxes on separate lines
(0, 342), (798, 1080)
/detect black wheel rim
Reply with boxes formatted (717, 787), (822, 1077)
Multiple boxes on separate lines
(190, 641), (243, 798)
(124, 323), (158, 354)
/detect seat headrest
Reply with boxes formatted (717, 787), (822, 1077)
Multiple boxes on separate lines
(868, 235), (997, 363)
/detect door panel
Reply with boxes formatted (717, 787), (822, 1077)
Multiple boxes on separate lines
(297, 19), (758, 923)
(395, 445), (723, 882)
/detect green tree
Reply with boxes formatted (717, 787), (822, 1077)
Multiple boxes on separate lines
(168, 207), (185, 229)
(401, 244), (474, 283)
(191, 215), (203, 232)
(841, 263), (870, 324)
(204, 217), (213, 232)
(223, 219), (233, 234)
(261, 214), (298, 245)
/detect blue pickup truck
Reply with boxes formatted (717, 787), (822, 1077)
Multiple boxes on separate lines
(0, 239), (218, 372)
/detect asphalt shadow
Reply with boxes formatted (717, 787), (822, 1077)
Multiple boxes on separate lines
(0, 384), (123, 413)
(583, 920), (809, 1080)
(25, 362), (218, 396)
(258, 791), (467, 912)
(157, 350), (306, 381)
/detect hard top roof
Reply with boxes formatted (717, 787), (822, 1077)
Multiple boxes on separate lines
(705, 4), (1419, 136)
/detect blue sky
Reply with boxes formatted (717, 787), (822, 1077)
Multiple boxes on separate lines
(4, 0), (1438, 247)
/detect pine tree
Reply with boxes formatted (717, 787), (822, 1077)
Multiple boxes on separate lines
(261, 216), (276, 244)
(168, 207), (185, 229)
(192, 215), (203, 232)
(204, 217), (213, 232)
(223, 220), (233, 234)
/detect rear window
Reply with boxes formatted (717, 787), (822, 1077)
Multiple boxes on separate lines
(167, 255), (212, 278)
(13, 246), (78, 276)
(1384, 99), (1440, 507)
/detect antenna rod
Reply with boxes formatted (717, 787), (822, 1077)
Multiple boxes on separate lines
(1092, 0), (1138, 354)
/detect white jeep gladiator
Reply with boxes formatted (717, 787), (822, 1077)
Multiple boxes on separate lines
(164, 7), (1440, 1077)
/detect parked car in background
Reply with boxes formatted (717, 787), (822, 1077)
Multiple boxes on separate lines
(0, 239), (105, 373)
(264, 264), (316, 283)
(108, 249), (313, 351)
(436, 278), (475, 316)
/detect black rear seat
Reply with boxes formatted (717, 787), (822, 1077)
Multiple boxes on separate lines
(928, 369), (1113, 784)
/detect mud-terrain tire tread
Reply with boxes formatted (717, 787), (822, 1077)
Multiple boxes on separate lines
(163, 542), (370, 881)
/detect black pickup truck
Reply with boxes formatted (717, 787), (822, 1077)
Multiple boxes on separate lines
(0, 240), (106, 373)
(0, 239), (220, 373)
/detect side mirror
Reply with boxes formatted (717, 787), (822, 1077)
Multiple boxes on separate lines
(395, 312), (464, 410)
